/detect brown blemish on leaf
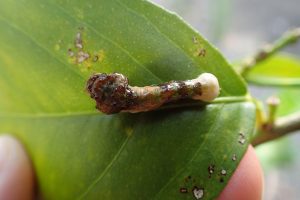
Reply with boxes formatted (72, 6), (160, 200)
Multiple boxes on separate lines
(208, 164), (215, 178)
(179, 188), (188, 193)
(180, 176), (205, 198)
(77, 51), (90, 63)
(93, 55), (99, 62)
(68, 28), (105, 70)
(192, 186), (204, 199)
(184, 176), (191, 183)
(238, 132), (246, 145)
(218, 168), (227, 183)
(232, 154), (237, 161)
(186, 176), (192, 181)
(68, 48), (75, 57)
(193, 36), (199, 44)
(92, 50), (105, 63)
(191, 36), (207, 57)
(192, 47), (206, 57)
(220, 169), (227, 176)
(197, 48), (206, 57)
(75, 32), (83, 49)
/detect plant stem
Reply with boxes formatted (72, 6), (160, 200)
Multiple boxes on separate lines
(239, 28), (300, 75)
(252, 111), (300, 146)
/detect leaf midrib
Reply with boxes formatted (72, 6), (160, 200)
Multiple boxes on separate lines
(0, 96), (251, 119)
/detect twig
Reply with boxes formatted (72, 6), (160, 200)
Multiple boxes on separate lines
(266, 96), (280, 125)
(238, 28), (300, 75)
(252, 111), (300, 146)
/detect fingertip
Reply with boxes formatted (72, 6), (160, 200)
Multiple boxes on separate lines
(0, 135), (35, 200)
(218, 145), (263, 200)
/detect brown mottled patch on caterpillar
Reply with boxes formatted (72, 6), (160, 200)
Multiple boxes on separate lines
(86, 72), (220, 114)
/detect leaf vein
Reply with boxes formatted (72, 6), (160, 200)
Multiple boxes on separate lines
(0, 16), (85, 81)
(116, 0), (231, 96)
(47, 1), (163, 83)
(77, 136), (131, 200)
(153, 104), (225, 199)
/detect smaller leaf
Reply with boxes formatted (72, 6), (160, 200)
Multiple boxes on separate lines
(278, 88), (300, 116)
(245, 54), (300, 86)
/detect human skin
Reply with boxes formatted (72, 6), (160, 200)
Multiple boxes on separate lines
(0, 135), (262, 200)
(0, 135), (34, 200)
(218, 145), (264, 200)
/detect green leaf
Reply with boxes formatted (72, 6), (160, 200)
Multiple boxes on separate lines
(0, 0), (255, 199)
(277, 88), (300, 116)
(245, 54), (300, 86)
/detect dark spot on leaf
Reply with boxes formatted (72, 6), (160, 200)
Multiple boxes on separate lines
(192, 186), (204, 199)
(68, 48), (74, 57)
(198, 48), (206, 57)
(232, 154), (237, 161)
(208, 164), (215, 176)
(220, 169), (227, 176)
(93, 55), (99, 62)
(238, 132), (246, 144)
(77, 51), (90, 63)
(180, 187), (188, 193)
(75, 32), (83, 49)
(193, 36), (198, 44)
(184, 175), (192, 183)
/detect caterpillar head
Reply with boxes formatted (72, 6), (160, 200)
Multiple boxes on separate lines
(86, 73), (136, 114)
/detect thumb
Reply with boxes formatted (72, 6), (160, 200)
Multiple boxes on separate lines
(0, 135), (35, 200)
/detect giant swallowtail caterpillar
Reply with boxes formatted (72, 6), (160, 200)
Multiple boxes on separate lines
(86, 72), (220, 114)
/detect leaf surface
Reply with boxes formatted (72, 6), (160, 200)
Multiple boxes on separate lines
(0, 0), (255, 199)
(246, 54), (300, 86)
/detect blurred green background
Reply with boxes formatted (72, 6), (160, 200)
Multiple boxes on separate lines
(150, 0), (300, 199)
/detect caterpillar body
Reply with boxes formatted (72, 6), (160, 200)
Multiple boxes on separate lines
(86, 72), (220, 114)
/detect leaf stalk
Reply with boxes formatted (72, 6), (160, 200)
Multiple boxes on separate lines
(238, 28), (300, 76)
(252, 110), (300, 146)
